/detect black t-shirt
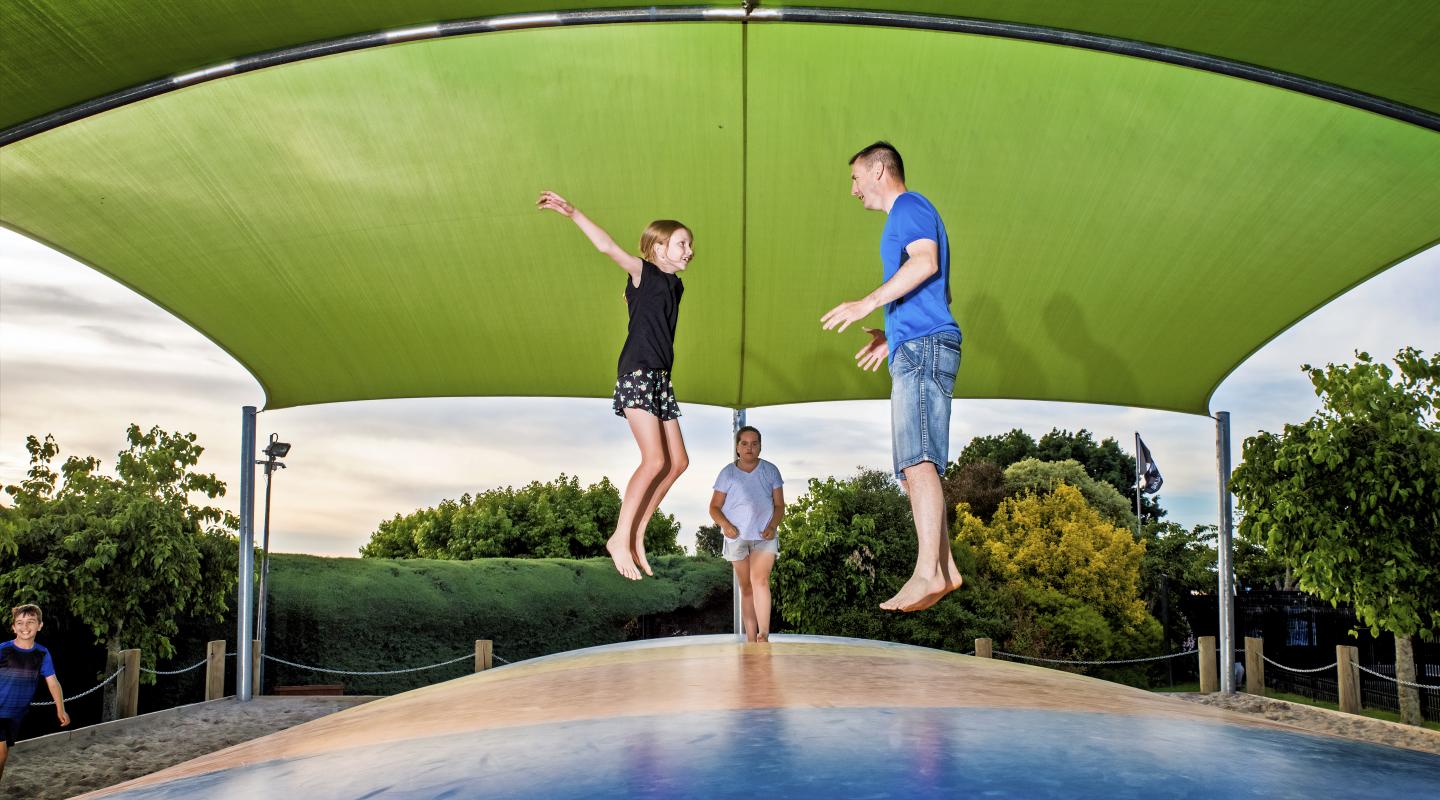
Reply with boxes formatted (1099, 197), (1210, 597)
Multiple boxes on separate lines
(617, 260), (684, 376)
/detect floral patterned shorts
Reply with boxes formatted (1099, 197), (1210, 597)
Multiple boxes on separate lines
(613, 368), (681, 421)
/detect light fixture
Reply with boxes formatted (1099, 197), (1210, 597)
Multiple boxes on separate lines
(263, 434), (291, 459)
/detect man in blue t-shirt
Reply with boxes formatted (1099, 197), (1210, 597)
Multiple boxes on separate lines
(1, 604), (69, 778)
(822, 141), (963, 613)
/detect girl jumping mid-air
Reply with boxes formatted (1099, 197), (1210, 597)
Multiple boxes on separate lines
(537, 190), (692, 580)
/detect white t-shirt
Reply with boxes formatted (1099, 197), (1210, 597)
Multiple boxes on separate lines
(713, 459), (784, 540)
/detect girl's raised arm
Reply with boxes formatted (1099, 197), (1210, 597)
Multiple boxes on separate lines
(537, 191), (643, 279)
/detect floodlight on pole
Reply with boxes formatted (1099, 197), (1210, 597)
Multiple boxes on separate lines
(255, 432), (289, 693)
(264, 435), (291, 459)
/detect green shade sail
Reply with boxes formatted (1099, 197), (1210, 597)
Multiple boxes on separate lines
(4, 2), (1439, 132)
(3, 16), (1438, 414)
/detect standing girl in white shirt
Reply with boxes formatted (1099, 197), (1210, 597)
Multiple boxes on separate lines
(709, 426), (784, 642)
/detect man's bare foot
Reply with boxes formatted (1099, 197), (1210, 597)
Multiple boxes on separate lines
(905, 573), (964, 612)
(880, 571), (963, 612)
(606, 532), (642, 580)
(631, 538), (654, 577)
(756, 633), (769, 643)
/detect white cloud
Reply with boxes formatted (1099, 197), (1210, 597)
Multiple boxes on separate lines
(2, 228), (1436, 556)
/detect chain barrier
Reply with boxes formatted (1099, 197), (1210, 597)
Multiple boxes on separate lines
(263, 652), (475, 676)
(30, 647), (512, 708)
(993, 648), (1197, 666)
(140, 657), (209, 676)
(1259, 654), (1338, 674)
(31, 666), (124, 707)
(1353, 663), (1440, 690)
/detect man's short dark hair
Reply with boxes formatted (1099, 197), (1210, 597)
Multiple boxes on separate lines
(849, 141), (905, 183)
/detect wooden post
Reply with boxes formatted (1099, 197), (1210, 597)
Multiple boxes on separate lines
(974, 638), (992, 659)
(252, 638), (262, 696)
(1337, 645), (1361, 714)
(115, 648), (140, 719)
(1244, 636), (1265, 696)
(475, 639), (493, 672)
(205, 640), (227, 700)
(1199, 636), (1218, 693)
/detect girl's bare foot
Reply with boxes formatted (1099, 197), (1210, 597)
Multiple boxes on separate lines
(606, 531), (642, 580)
(631, 537), (654, 577)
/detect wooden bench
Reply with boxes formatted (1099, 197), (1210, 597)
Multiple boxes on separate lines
(272, 683), (344, 696)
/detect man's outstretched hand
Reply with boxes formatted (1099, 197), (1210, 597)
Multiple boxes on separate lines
(821, 297), (879, 333)
(855, 327), (888, 371)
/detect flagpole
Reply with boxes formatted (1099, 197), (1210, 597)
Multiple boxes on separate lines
(1134, 432), (1143, 538)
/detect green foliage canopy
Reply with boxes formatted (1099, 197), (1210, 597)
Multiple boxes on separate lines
(941, 460), (1006, 524)
(1231, 348), (1440, 640)
(694, 523), (723, 559)
(0, 427), (237, 675)
(955, 484), (1160, 662)
(262, 553), (731, 694)
(956, 428), (1165, 521)
(359, 474), (682, 560)
(1002, 458), (1137, 530)
(1137, 521), (1217, 644)
(773, 470), (1003, 653)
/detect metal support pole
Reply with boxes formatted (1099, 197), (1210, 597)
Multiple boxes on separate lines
(237, 406), (257, 701)
(1215, 411), (1236, 693)
(256, 460), (274, 692)
(732, 408), (747, 638)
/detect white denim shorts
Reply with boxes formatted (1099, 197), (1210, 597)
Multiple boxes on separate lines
(722, 536), (779, 562)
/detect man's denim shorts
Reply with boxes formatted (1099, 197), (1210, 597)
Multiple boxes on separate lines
(889, 331), (961, 480)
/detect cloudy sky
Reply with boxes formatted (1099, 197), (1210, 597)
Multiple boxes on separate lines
(1, 228), (1435, 557)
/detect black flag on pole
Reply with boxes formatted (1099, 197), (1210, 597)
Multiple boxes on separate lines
(1136, 435), (1163, 494)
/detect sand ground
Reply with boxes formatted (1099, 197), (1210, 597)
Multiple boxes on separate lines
(1176, 691), (1440, 755)
(3, 697), (374, 799)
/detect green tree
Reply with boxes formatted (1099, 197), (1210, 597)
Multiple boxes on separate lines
(941, 460), (1006, 524)
(359, 474), (682, 560)
(1002, 458), (1136, 529)
(1036, 429), (1135, 503)
(1138, 522), (1217, 646)
(1233, 523), (1298, 591)
(959, 487), (1153, 637)
(954, 485), (1162, 664)
(0, 427), (237, 718)
(955, 428), (1165, 521)
(1230, 348), (1440, 726)
(695, 523), (723, 558)
(954, 429), (1039, 471)
(773, 469), (1003, 652)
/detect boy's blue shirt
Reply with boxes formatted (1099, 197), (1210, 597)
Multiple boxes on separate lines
(0, 639), (55, 720)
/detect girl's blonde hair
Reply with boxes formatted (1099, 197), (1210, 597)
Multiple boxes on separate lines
(639, 220), (690, 261)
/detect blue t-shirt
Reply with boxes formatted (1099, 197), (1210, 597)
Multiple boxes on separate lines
(880, 192), (961, 349)
(0, 640), (55, 720)
(713, 459), (784, 540)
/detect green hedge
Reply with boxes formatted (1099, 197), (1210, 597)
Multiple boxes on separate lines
(258, 553), (731, 695)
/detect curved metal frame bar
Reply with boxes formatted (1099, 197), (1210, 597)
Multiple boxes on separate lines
(4, 4), (1437, 147)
